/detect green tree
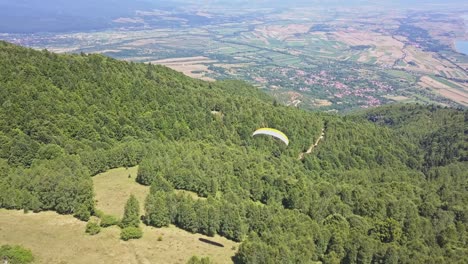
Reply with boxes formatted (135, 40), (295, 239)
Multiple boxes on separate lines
(8, 130), (39, 167)
(74, 204), (91, 221)
(120, 194), (140, 228)
(206, 201), (220, 236)
(145, 191), (170, 227)
(371, 218), (402, 243)
(383, 245), (399, 264)
(0, 245), (34, 264)
(176, 196), (198, 233)
(235, 239), (275, 264)
(36, 144), (64, 160)
(194, 200), (220, 236)
(220, 203), (246, 242)
(149, 175), (174, 193)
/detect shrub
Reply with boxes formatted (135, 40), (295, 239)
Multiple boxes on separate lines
(186, 256), (213, 264)
(74, 204), (91, 221)
(85, 221), (101, 235)
(94, 209), (105, 218)
(0, 244), (34, 264)
(100, 215), (119, 227)
(120, 226), (143, 241)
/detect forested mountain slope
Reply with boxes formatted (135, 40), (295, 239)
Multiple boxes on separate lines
(361, 104), (467, 169)
(0, 41), (466, 263)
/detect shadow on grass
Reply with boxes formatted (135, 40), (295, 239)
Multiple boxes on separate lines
(198, 238), (224, 247)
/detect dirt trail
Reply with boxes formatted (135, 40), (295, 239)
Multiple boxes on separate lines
(298, 127), (325, 160)
(391, 36), (407, 68)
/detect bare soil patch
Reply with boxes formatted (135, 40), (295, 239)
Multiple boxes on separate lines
(149, 57), (216, 81)
(383, 95), (410, 101)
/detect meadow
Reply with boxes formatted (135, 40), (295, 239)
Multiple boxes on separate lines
(0, 166), (239, 264)
(0, 210), (237, 264)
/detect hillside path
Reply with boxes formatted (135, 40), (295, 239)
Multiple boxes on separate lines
(298, 127), (325, 160)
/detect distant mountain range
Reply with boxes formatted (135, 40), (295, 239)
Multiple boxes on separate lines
(1, 0), (466, 33)
(0, 0), (178, 33)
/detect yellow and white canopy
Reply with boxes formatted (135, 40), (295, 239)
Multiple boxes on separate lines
(252, 128), (289, 146)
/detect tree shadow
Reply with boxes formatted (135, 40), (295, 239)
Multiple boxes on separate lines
(198, 237), (224, 247)
(231, 254), (242, 264)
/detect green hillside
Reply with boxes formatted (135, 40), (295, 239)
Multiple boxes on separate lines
(0, 41), (467, 263)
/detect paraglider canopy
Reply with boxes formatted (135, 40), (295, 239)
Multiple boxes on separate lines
(252, 128), (289, 146)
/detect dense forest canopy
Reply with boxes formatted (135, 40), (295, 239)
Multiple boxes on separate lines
(0, 41), (467, 263)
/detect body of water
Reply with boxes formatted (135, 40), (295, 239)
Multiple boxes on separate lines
(455, 40), (468, 55)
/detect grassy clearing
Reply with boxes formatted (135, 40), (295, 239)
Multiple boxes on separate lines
(93, 166), (148, 218)
(0, 166), (238, 264)
(93, 167), (208, 215)
(0, 210), (238, 264)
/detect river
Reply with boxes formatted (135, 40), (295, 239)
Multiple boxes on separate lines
(455, 40), (468, 55)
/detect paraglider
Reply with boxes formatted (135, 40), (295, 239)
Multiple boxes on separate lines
(252, 128), (289, 146)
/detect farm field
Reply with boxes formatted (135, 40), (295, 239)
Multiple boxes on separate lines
(418, 76), (468, 106)
(3, 4), (467, 111)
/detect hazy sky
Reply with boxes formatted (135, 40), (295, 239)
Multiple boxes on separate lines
(1, 0), (466, 13)
(173, 0), (468, 7)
